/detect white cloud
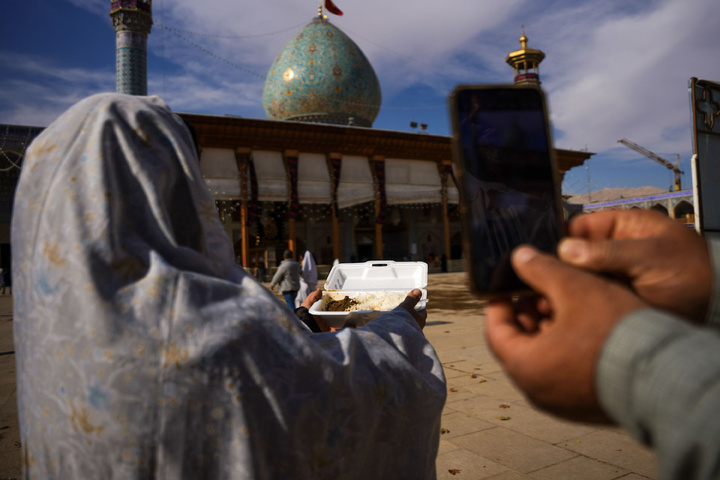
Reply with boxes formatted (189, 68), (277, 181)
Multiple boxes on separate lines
(0, 53), (114, 126)
(153, 73), (263, 116)
(3, 0), (720, 193)
(64, 0), (108, 16)
(541, 0), (720, 156)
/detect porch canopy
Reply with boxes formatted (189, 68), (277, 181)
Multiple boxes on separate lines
(298, 153), (331, 203)
(200, 147), (239, 200)
(200, 149), (457, 205)
(337, 155), (374, 209)
(384, 159), (458, 205)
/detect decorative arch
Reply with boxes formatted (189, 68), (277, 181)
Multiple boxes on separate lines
(650, 203), (668, 216)
(674, 200), (694, 222)
(450, 231), (463, 259)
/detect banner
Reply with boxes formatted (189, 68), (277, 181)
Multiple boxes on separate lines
(325, 0), (343, 16)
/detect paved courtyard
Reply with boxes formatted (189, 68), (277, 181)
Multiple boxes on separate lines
(0, 272), (656, 479)
(423, 273), (655, 480)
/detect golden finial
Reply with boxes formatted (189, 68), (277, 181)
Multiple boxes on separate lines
(506, 25), (545, 84)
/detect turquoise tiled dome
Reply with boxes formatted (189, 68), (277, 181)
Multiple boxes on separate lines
(262, 17), (382, 127)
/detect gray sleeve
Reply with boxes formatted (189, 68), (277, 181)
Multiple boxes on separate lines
(597, 309), (720, 479)
(270, 263), (286, 287)
(705, 237), (720, 326)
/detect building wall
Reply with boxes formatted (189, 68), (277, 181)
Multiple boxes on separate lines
(579, 190), (695, 224)
(0, 118), (591, 274)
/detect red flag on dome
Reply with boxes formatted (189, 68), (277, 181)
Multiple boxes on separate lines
(325, 0), (343, 16)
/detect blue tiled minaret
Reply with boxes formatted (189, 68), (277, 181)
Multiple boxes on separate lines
(110, 1), (153, 95)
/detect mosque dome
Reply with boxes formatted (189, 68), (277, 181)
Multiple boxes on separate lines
(262, 16), (382, 127)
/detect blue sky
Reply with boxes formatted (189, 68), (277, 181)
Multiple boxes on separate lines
(2, 0), (719, 194)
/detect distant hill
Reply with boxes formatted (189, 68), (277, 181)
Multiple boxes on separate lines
(565, 186), (668, 205)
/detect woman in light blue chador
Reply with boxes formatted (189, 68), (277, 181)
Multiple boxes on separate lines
(12, 93), (446, 479)
(295, 250), (318, 308)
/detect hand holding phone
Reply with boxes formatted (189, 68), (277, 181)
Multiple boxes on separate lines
(449, 85), (563, 298)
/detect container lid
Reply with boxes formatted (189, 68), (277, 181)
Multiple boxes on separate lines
(324, 260), (428, 291)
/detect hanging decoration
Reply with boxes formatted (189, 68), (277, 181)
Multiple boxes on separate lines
(265, 218), (279, 239)
(329, 156), (342, 216)
(287, 155), (300, 219)
(298, 204), (333, 224)
(373, 160), (387, 224)
(248, 155), (261, 225)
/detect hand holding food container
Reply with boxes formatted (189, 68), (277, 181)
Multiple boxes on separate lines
(307, 261), (428, 330)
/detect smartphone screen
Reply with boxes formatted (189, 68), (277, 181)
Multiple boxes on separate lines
(449, 86), (562, 297)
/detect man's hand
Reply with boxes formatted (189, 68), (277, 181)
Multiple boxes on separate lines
(301, 288), (323, 310)
(299, 289), (338, 333)
(559, 209), (711, 323)
(398, 289), (427, 330)
(486, 246), (646, 422)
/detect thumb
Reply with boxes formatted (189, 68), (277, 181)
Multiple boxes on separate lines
(512, 246), (584, 300)
(398, 289), (426, 330)
(399, 288), (422, 310)
(558, 237), (649, 277)
(485, 299), (534, 364)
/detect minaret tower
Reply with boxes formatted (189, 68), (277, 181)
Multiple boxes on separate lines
(505, 27), (545, 85)
(110, 0), (153, 95)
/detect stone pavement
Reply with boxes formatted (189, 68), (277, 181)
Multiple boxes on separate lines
(0, 273), (656, 479)
(423, 273), (655, 480)
(0, 293), (19, 480)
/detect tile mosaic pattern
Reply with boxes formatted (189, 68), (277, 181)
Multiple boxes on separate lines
(263, 17), (382, 127)
(116, 31), (148, 96)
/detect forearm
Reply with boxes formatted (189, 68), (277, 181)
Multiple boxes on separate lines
(294, 307), (321, 333)
(598, 309), (720, 479)
(270, 265), (285, 287)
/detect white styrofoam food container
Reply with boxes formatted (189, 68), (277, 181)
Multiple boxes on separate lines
(308, 260), (428, 328)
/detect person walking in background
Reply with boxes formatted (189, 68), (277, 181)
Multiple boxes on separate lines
(1, 268), (11, 295)
(295, 250), (318, 308)
(270, 249), (301, 310)
(256, 256), (267, 282)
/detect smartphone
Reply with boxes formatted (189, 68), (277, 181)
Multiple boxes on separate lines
(449, 85), (563, 298)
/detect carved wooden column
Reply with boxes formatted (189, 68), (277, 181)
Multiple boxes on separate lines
(439, 161), (452, 260)
(371, 155), (386, 260)
(234, 148), (252, 267)
(327, 153), (342, 261)
(283, 149), (299, 255)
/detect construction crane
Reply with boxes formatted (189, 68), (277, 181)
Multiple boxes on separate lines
(617, 138), (684, 191)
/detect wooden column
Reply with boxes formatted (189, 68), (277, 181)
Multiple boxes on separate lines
(371, 155), (385, 260)
(439, 161), (452, 260)
(375, 227), (383, 259)
(283, 149), (299, 255)
(327, 153), (342, 261)
(235, 148), (252, 267)
(288, 221), (296, 255)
